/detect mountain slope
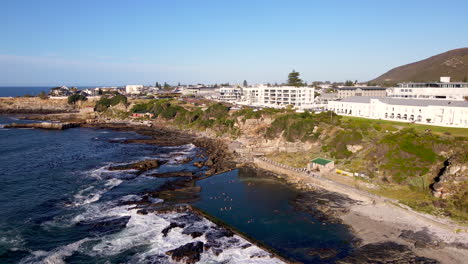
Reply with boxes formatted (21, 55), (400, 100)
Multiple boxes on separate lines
(370, 48), (468, 84)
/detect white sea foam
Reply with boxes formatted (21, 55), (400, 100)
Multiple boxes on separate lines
(74, 202), (284, 263)
(72, 178), (122, 206)
(19, 238), (92, 264)
(0, 233), (24, 249)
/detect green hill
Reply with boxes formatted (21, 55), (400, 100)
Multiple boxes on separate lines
(370, 48), (468, 85)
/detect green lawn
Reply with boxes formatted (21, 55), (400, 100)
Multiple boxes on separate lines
(341, 116), (468, 138)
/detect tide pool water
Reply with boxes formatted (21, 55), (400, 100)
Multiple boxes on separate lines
(194, 168), (355, 263)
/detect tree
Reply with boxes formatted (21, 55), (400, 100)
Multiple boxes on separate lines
(155, 82), (160, 88)
(344, 80), (354, 86)
(178, 82), (181, 86)
(163, 82), (171, 90)
(287, 70), (304, 87)
(243, 80), (248, 87)
(98, 88), (103, 95)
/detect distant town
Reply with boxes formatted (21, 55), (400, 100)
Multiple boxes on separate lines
(44, 72), (468, 128)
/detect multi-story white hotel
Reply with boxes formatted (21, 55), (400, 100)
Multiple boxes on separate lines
(218, 87), (243, 102)
(328, 96), (468, 128)
(125, 85), (144, 94)
(387, 77), (468, 100)
(240, 85), (315, 109)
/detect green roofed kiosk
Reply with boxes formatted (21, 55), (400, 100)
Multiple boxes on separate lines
(308, 158), (335, 172)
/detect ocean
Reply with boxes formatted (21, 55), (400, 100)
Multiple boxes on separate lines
(0, 87), (97, 97)
(0, 115), (354, 263)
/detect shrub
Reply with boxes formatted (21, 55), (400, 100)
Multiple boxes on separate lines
(68, 94), (87, 104)
(95, 94), (127, 111)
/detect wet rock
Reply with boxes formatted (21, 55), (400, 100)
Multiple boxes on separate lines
(141, 254), (169, 264)
(205, 227), (234, 241)
(307, 248), (339, 259)
(150, 171), (194, 178)
(292, 190), (353, 224)
(109, 159), (161, 173)
(162, 222), (186, 237)
(337, 242), (439, 264)
(77, 216), (130, 235)
(193, 161), (204, 168)
(399, 228), (442, 249)
(173, 213), (203, 224)
(205, 168), (216, 176)
(182, 225), (208, 238)
(179, 157), (193, 164)
(241, 243), (252, 249)
(205, 159), (214, 166)
(166, 241), (204, 264)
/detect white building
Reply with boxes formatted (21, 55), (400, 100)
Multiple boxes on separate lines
(328, 96), (468, 128)
(241, 85), (315, 109)
(218, 87), (243, 102)
(387, 77), (468, 100)
(125, 85), (144, 94)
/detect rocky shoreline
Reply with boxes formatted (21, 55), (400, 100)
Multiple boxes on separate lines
(4, 112), (467, 263)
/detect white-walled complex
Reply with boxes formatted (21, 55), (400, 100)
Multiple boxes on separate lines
(240, 85), (315, 109)
(328, 96), (468, 128)
(387, 81), (468, 100)
(125, 85), (144, 94)
(218, 87), (243, 102)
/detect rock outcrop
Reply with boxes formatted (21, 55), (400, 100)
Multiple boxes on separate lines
(0, 97), (75, 114)
(432, 157), (467, 199)
(4, 122), (80, 130)
(166, 241), (204, 264)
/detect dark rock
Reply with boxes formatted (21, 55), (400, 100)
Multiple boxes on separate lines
(109, 159), (162, 173)
(173, 213), (203, 224)
(337, 242), (439, 264)
(166, 241), (204, 264)
(162, 222), (186, 237)
(141, 254), (169, 264)
(399, 228), (442, 249)
(241, 243), (252, 249)
(193, 161), (204, 168)
(76, 216), (130, 235)
(205, 227), (234, 242)
(150, 171), (194, 178)
(205, 159), (214, 166)
(182, 225), (208, 238)
(307, 248), (339, 259)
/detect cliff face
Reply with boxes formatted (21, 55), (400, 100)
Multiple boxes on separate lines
(233, 117), (316, 153)
(0, 97), (76, 114)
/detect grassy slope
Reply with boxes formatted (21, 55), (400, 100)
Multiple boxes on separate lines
(341, 116), (468, 138)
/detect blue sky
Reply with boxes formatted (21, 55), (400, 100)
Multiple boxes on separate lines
(1, 0), (467, 86)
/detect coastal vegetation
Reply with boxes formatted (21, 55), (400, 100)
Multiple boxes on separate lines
(95, 94), (128, 112)
(67, 94), (87, 104)
(116, 98), (468, 222)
